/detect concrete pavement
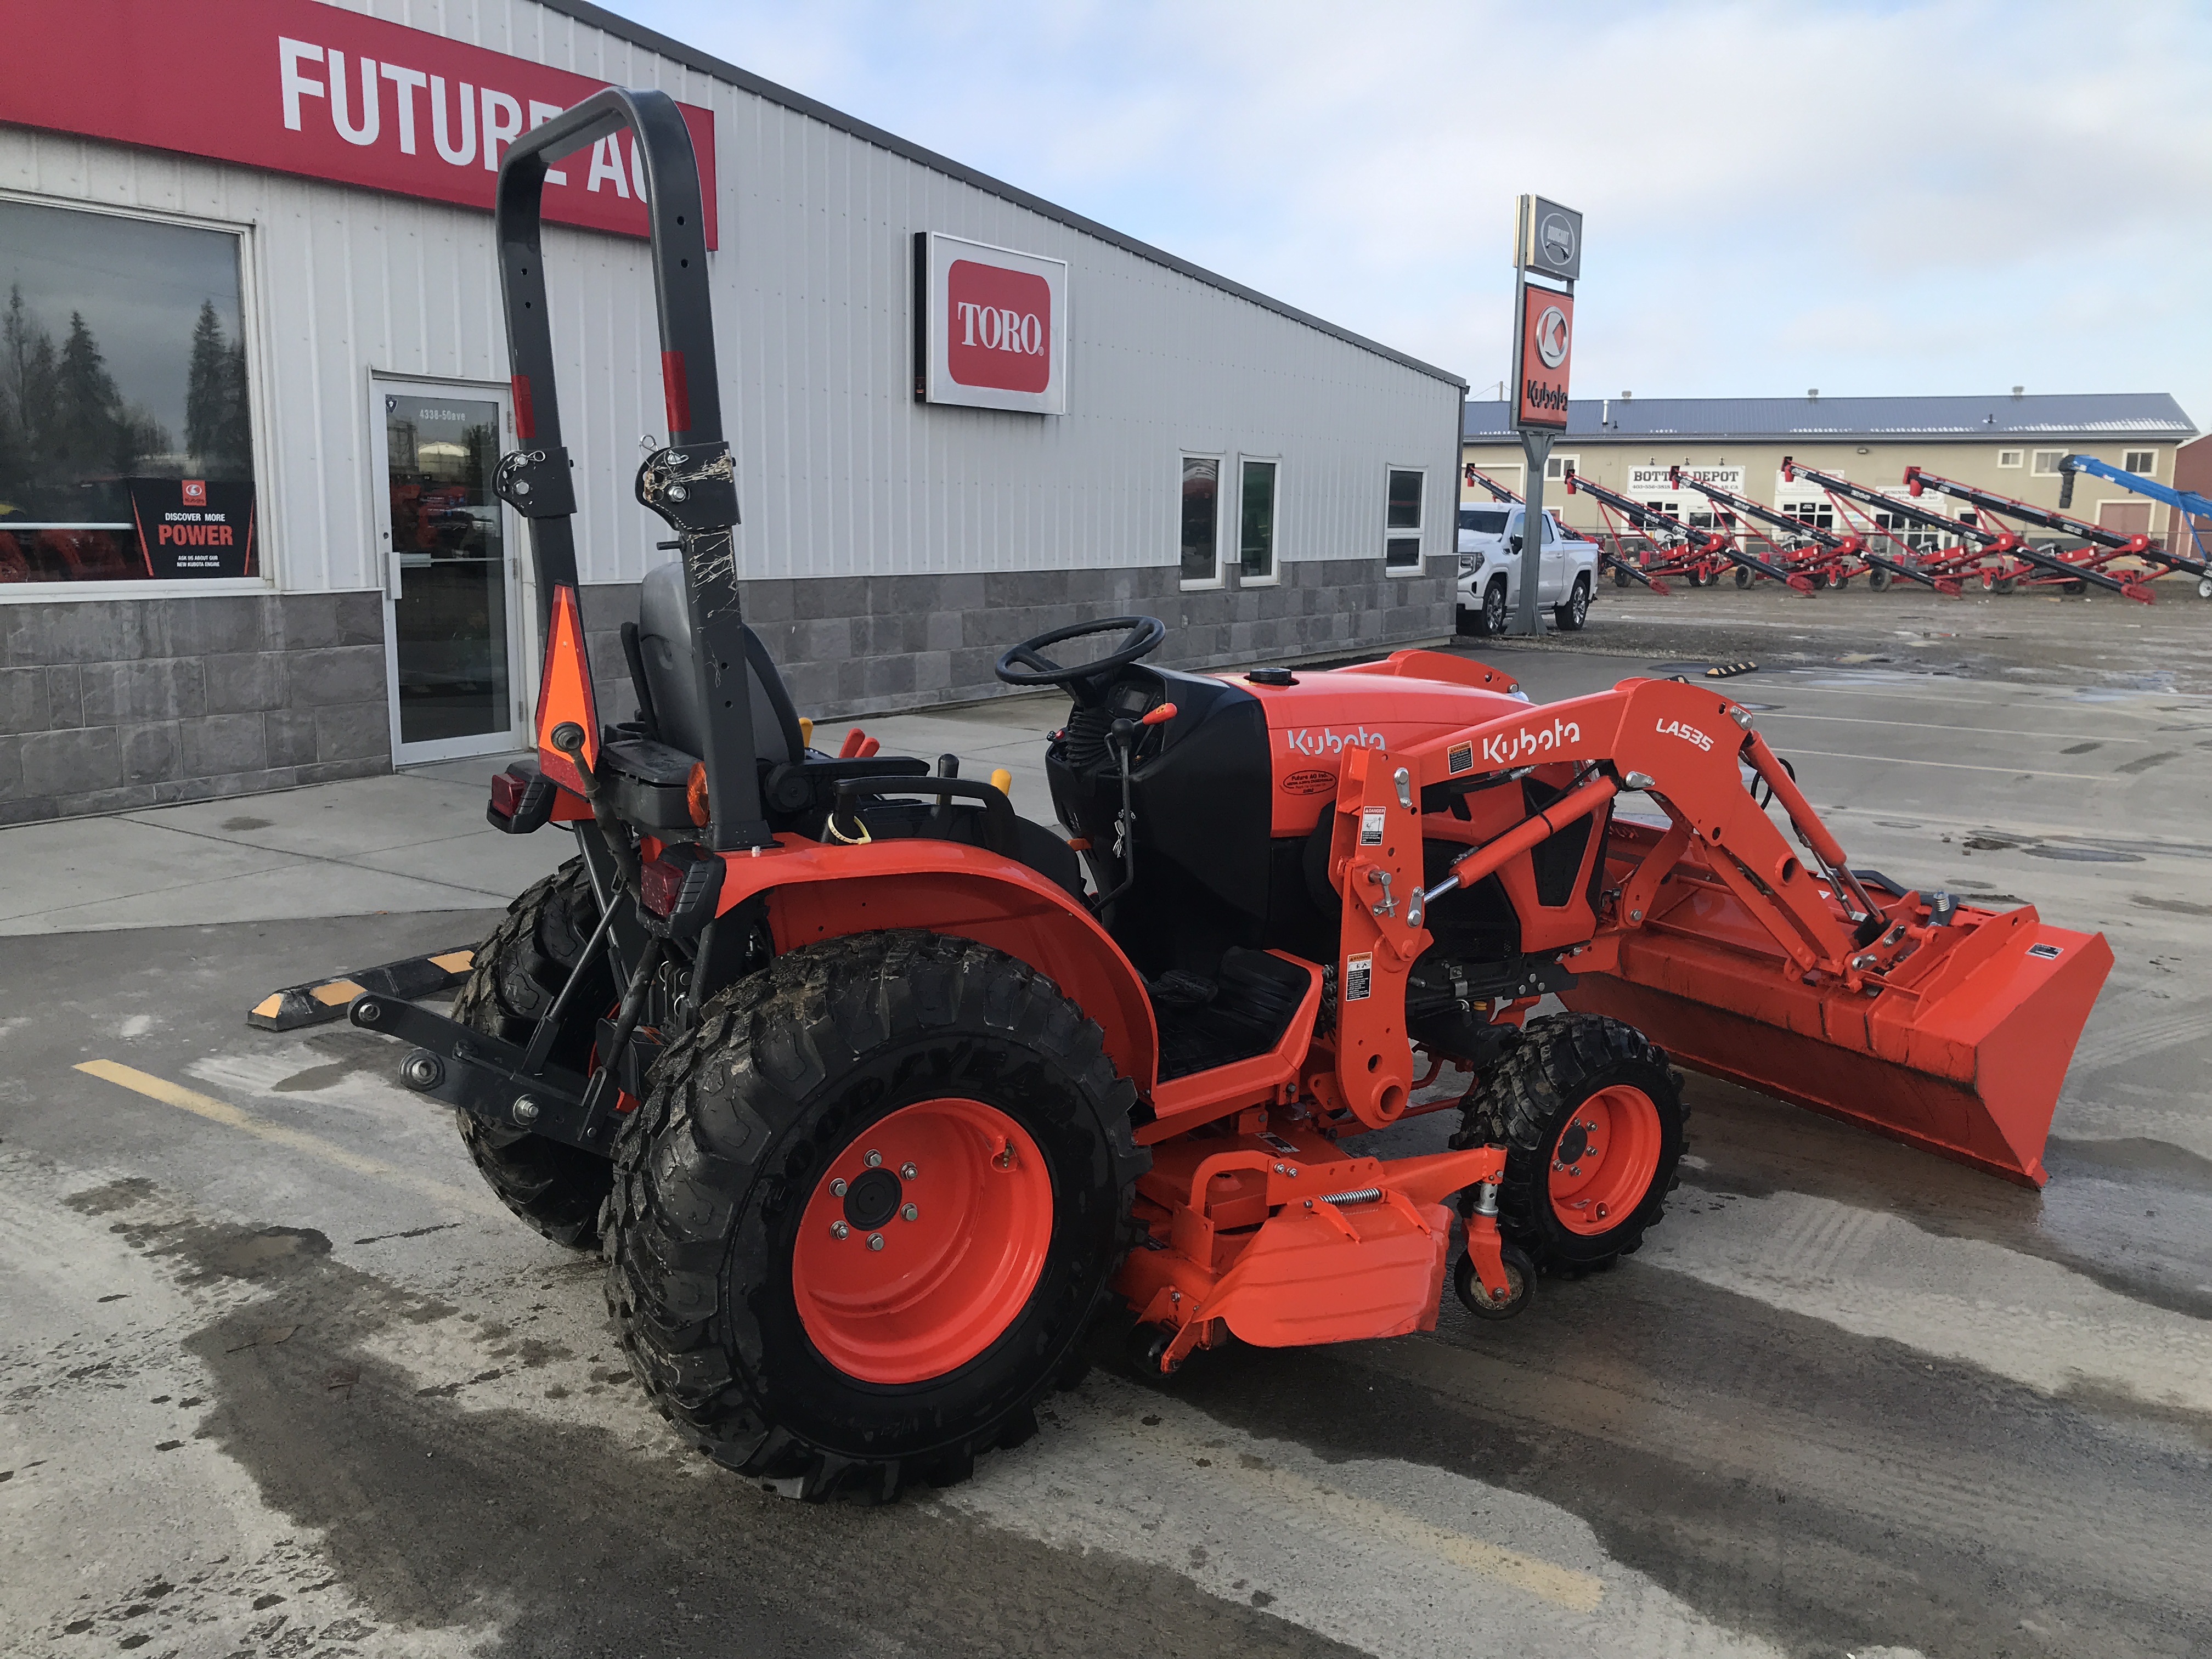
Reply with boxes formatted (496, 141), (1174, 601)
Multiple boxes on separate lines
(4, 592), (2211, 1658)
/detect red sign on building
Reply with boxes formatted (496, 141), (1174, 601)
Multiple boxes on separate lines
(1515, 282), (1573, 430)
(0, 0), (718, 246)
(946, 260), (1054, 394)
(918, 233), (1068, 415)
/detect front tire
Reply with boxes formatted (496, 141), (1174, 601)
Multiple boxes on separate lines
(1471, 578), (1509, 636)
(1869, 567), (1892, 592)
(605, 930), (1145, 1500)
(1455, 1013), (1685, 1272)
(450, 856), (615, 1249)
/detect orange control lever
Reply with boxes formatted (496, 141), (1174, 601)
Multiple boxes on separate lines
(1140, 702), (1178, 726)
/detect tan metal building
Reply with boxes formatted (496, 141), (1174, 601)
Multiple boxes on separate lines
(1463, 393), (2197, 549)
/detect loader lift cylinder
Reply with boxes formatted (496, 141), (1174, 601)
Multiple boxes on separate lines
(493, 88), (772, 851)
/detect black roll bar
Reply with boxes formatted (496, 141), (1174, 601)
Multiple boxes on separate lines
(493, 87), (771, 851)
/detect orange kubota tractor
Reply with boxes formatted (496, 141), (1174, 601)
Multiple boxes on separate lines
(349, 90), (2112, 1500)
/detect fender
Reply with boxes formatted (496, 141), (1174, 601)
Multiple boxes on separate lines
(710, 835), (1159, 1090)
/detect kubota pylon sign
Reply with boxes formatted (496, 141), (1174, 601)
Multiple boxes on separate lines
(1515, 284), (1573, 430)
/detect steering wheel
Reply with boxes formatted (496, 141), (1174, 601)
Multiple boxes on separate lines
(995, 615), (1166, 696)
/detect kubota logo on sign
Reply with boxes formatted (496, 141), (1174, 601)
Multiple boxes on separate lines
(1478, 716), (1581, 766)
(946, 259), (1051, 394)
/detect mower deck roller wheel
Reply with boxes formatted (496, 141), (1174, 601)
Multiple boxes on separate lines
(450, 857), (615, 1249)
(1457, 1012), (1685, 1271)
(1454, 1239), (1534, 1320)
(605, 930), (1146, 1500)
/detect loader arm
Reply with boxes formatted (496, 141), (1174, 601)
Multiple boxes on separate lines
(1311, 672), (2109, 1187)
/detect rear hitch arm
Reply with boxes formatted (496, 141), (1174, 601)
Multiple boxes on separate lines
(347, 994), (622, 1155)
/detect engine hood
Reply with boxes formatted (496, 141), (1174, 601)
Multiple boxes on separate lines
(1224, 650), (1532, 836)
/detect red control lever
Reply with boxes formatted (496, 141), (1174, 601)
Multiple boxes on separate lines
(1140, 702), (1178, 726)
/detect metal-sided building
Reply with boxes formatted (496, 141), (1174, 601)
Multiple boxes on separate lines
(1464, 392), (2197, 548)
(0, 0), (1464, 825)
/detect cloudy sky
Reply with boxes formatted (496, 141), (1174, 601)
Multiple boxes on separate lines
(629, 0), (2211, 428)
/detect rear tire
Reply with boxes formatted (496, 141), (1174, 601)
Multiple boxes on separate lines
(605, 930), (1144, 1500)
(1734, 566), (1752, 589)
(1554, 577), (1589, 631)
(1868, 567), (1892, 592)
(1454, 1013), (1685, 1272)
(450, 855), (615, 1250)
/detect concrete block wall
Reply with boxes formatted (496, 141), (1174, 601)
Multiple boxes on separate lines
(0, 594), (391, 825)
(3, 566), (1451, 822)
(579, 558), (1456, 730)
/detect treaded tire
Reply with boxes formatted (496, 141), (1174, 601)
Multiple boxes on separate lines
(605, 929), (1146, 1501)
(449, 855), (615, 1250)
(1554, 577), (1590, 631)
(1453, 1012), (1685, 1272)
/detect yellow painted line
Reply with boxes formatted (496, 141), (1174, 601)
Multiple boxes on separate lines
(250, 993), (284, 1019)
(74, 1059), (486, 1210)
(311, 978), (366, 1007)
(428, 949), (475, 974)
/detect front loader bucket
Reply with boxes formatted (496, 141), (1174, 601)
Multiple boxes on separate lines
(1565, 825), (2112, 1187)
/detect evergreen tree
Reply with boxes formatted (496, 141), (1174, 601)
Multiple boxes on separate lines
(185, 298), (226, 465)
(47, 312), (125, 482)
(217, 337), (252, 476)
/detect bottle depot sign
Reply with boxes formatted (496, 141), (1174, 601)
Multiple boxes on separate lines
(1, 0), (717, 245)
(916, 233), (1069, 415)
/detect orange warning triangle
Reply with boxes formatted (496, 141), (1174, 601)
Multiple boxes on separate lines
(535, 583), (600, 794)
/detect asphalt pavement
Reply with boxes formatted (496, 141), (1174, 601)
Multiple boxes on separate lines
(4, 583), (2209, 1659)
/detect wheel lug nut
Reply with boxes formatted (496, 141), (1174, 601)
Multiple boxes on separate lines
(867, 1233), (884, 1251)
(831, 1221), (849, 1239)
(864, 1149), (883, 1168)
(901, 1203), (918, 1222)
(900, 1162), (918, 1180)
(830, 1178), (848, 1197)
(1568, 1165), (1581, 1176)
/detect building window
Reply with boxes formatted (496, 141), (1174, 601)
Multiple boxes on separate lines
(1, 199), (257, 585)
(1996, 449), (2023, 468)
(1239, 459), (1278, 583)
(1385, 466), (1424, 572)
(1543, 453), (1578, 482)
(2031, 450), (2066, 476)
(1180, 455), (1221, 586)
(1780, 500), (1835, 531)
(2124, 450), (2155, 475)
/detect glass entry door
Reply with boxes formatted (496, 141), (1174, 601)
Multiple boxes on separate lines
(373, 382), (524, 763)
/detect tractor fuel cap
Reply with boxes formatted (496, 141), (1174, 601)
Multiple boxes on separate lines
(1245, 668), (1299, 686)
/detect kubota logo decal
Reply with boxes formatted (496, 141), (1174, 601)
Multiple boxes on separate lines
(1478, 717), (1580, 766)
(1284, 726), (1386, 758)
(1656, 718), (1712, 752)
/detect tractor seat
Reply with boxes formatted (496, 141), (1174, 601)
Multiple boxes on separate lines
(636, 560), (805, 766)
(633, 562), (1081, 899)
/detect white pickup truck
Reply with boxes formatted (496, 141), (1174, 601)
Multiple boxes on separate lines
(1457, 503), (1600, 636)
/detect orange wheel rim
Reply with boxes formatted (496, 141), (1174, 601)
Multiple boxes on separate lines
(793, 1098), (1053, 1384)
(1547, 1085), (1662, 1237)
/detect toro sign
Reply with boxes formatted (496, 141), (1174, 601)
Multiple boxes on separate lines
(917, 233), (1068, 414)
(1514, 281), (1573, 430)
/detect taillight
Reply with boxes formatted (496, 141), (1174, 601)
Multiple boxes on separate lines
(640, 853), (688, 916)
(489, 769), (529, 817)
